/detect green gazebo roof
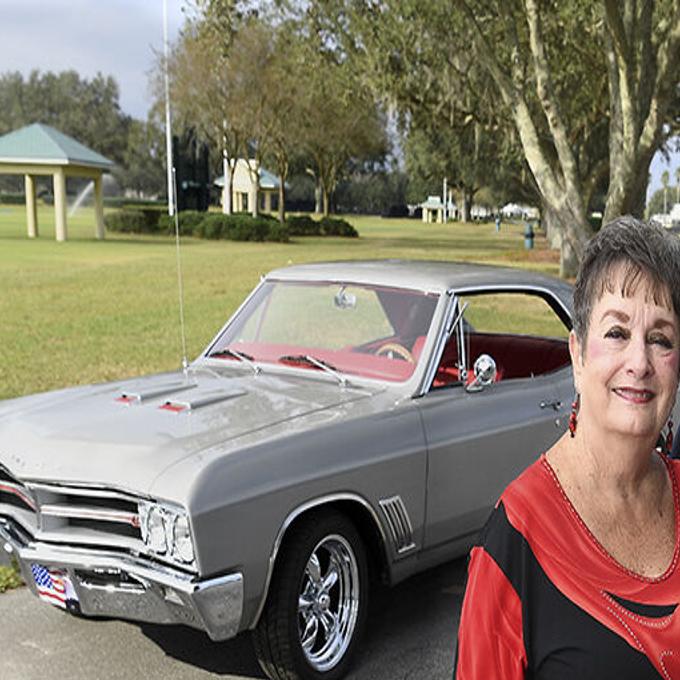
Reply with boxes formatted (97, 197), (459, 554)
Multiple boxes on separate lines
(0, 123), (114, 169)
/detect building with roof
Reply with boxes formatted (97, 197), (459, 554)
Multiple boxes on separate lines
(0, 123), (114, 241)
(214, 159), (281, 214)
(419, 195), (457, 223)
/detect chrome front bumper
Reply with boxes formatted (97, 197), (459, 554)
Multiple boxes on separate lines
(0, 518), (243, 641)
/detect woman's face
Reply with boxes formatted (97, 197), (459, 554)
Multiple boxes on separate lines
(571, 266), (680, 444)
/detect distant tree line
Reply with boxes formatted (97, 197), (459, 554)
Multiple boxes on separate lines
(0, 70), (166, 197)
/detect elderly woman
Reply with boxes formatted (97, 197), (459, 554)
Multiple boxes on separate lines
(455, 216), (680, 679)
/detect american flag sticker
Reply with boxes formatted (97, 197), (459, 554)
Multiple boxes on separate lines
(31, 564), (78, 610)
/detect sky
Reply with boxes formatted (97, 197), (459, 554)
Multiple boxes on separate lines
(0, 0), (676, 201)
(1, 0), (186, 120)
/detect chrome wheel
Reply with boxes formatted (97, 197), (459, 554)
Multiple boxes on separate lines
(253, 511), (368, 680)
(297, 534), (360, 673)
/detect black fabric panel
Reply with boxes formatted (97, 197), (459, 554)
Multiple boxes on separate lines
(605, 591), (677, 618)
(479, 502), (661, 679)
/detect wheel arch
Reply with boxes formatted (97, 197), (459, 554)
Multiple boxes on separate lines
(250, 493), (391, 629)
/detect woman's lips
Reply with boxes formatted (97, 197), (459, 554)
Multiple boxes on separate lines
(613, 387), (655, 403)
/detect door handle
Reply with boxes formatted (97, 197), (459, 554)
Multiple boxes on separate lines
(540, 400), (562, 411)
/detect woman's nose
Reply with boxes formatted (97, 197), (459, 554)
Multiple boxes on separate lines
(625, 335), (653, 376)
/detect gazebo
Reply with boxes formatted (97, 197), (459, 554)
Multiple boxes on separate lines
(0, 123), (114, 241)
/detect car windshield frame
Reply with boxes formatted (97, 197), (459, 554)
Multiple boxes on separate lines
(202, 278), (442, 385)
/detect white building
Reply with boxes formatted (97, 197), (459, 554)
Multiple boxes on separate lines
(650, 203), (680, 228)
(214, 159), (280, 213)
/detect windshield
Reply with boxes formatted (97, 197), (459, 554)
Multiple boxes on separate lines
(208, 280), (439, 382)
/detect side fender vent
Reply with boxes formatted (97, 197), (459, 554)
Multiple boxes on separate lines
(378, 495), (416, 554)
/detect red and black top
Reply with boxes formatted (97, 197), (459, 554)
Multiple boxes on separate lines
(454, 454), (680, 679)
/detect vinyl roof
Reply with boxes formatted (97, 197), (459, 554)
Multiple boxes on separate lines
(266, 259), (573, 300)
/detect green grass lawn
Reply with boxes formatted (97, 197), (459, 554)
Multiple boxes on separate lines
(0, 562), (22, 592)
(0, 204), (558, 400)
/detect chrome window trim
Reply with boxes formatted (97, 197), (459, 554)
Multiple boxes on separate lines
(414, 289), (457, 398)
(415, 284), (573, 397)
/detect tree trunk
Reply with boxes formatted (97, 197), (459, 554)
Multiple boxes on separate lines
(542, 201), (562, 250)
(315, 182), (322, 214)
(278, 179), (286, 224)
(222, 159), (233, 215)
(322, 188), (330, 217)
(460, 191), (471, 223)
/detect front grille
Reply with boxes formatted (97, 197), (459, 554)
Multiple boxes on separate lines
(0, 465), (38, 533)
(0, 465), (143, 553)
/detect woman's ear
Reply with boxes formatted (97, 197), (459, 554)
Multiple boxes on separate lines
(569, 330), (582, 393)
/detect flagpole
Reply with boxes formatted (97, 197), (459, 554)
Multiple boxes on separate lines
(163, 0), (174, 216)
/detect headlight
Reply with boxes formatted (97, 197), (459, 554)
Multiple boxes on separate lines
(138, 501), (194, 565)
(147, 506), (168, 553)
(172, 514), (194, 563)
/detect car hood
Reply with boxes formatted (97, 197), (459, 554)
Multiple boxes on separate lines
(0, 367), (383, 495)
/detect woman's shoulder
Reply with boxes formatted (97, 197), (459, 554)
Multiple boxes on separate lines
(501, 455), (557, 515)
(477, 458), (549, 543)
(479, 455), (569, 552)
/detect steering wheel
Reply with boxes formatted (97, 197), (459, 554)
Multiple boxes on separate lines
(375, 342), (415, 363)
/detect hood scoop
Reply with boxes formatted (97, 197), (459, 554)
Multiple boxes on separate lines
(159, 386), (247, 413)
(116, 380), (197, 404)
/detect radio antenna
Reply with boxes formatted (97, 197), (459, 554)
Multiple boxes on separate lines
(172, 166), (189, 374)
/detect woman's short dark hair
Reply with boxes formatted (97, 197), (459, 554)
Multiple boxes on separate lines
(572, 215), (680, 342)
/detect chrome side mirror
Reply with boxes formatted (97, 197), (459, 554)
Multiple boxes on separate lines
(466, 354), (497, 392)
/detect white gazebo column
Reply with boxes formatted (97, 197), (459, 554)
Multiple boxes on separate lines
(93, 174), (105, 239)
(264, 192), (272, 213)
(53, 168), (67, 242)
(24, 174), (38, 238)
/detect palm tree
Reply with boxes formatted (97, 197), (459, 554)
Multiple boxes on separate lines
(662, 170), (670, 214)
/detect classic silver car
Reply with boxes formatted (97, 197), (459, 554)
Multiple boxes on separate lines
(1, 260), (583, 679)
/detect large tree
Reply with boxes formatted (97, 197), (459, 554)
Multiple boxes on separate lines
(167, 15), (244, 214)
(315, 0), (680, 276)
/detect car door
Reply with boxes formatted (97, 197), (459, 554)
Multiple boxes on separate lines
(417, 288), (572, 550)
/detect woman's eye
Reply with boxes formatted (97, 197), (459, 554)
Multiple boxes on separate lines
(604, 327), (627, 340)
(649, 334), (674, 349)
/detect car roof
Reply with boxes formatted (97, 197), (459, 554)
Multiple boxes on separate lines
(266, 259), (573, 298)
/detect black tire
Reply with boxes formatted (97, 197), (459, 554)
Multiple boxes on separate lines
(253, 510), (369, 680)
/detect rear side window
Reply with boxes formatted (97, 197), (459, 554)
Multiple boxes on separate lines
(431, 290), (571, 389)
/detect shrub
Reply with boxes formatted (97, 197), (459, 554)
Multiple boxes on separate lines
(104, 197), (165, 209)
(319, 217), (359, 238)
(195, 213), (289, 242)
(0, 192), (25, 205)
(104, 209), (151, 234)
(287, 215), (321, 236)
(135, 207), (163, 232)
(158, 210), (206, 236)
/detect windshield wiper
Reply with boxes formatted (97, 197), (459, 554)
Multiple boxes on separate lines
(278, 354), (347, 386)
(209, 348), (260, 375)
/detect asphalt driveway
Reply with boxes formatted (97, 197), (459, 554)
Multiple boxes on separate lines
(0, 558), (465, 680)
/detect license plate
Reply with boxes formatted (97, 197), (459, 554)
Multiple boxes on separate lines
(30, 563), (79, 611)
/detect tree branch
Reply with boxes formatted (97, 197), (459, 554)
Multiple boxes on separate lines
(523, 0), (584, 213)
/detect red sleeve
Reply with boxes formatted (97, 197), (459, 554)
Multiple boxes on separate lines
(454, 546), (527, 680)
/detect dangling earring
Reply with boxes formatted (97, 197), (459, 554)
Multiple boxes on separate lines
(569, 394), (580, 438)
(666, 418), (674, 453)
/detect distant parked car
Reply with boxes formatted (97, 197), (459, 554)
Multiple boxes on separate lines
(2, 260), (584, 680)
